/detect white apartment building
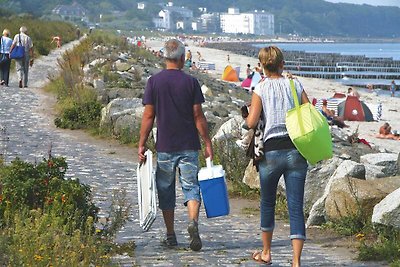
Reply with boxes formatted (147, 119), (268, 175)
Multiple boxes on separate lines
(153, 2), (193, 30)
(220, 8), (274, 36)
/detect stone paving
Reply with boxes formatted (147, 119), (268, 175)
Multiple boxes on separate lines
(0, 42), (385, 267)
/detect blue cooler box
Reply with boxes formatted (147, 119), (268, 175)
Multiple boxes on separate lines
(198, 159), (230, 218)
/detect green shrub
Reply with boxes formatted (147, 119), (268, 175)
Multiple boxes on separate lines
(0, 156), (131, 265)
(358, 226), (400, 264)
(0, 209), (111, 266)
(54, 97), (102, 130)
(0, 157), (98, 231)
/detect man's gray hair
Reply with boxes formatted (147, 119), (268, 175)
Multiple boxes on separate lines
(19, 26), (27, 33)
(163, 39), (185, 60)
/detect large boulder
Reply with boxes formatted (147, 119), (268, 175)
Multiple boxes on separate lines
(242, 160), (259, 189)
(304, 157), (343, 214)
(201, 84), (213, 97)
(115, 61), (132, 72)
(360, 153), (398, 166)
(210, 105), (230, 118)
(372, 186), (400, 228)
(325, 176), (400, 222)
(212, 115), (246, 141)
(306, 159), (365, 226)
(364, 163), (386, 180)
(360, 153), (399, 176)
(100, 98), (143, 129)
(89, 58), (107, 68)
(93, 79), (106, 90)
(114, 114), (141, 136)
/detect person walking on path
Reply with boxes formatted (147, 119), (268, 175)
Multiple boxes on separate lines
(51, 36), (62, 48)
(246, 46), (309, 267)
(9, 26), (33, 88)
(0, 29), (12, 86)
(138, 39), (213, 252)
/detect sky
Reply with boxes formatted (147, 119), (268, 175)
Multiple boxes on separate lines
(325, 0), (400, 6)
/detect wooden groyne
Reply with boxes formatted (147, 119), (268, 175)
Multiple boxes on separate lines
(206, 42), (400, 88)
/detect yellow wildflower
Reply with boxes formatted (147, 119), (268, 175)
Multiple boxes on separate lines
(356, 233), (365, 240)
(34, 254), (43, 261)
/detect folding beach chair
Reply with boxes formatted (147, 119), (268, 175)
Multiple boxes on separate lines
(137, 150), (157, 231)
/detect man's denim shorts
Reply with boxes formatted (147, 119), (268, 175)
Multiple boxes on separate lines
(156, 150), (201, 210)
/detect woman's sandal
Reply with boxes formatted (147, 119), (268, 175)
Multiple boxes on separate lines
(252, 250), (272, 265)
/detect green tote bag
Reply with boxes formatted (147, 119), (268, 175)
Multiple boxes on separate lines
(286, 79), (333, 164)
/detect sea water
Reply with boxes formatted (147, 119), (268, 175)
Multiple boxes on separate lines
(253, 42), (400, 60)
(253, 42), (400, 87)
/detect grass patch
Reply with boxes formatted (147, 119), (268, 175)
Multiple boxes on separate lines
(357, 226), (400, 264)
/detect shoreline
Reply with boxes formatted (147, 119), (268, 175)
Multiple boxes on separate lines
(146, 38), (400, 154)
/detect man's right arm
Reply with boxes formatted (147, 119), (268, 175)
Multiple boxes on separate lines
(138, 105), (155, 162)
(193, 104), (213, 160)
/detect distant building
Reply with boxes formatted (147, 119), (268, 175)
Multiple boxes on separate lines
(153, 2), (193, 31)
(200, 13), (221, 33)
(191, 21), (200, 32)
(137, 2), (146, 10)
(220, 8), (274, 36)
(52, 2), (87, 20)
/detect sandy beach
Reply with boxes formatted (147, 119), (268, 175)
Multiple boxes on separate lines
(147, 38), (400, 154)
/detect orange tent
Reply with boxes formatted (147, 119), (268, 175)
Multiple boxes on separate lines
(221, 65), (239, 82)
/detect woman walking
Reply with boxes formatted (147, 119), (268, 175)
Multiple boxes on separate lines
(246, 46), (309, 267)
(0, 29), (12, 86)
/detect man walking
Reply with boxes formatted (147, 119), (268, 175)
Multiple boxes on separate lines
(138, 39), (213, 251)
(9, 26), (33, 88)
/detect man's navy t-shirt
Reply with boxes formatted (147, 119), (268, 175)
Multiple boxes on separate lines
(143, 69), (205, 152)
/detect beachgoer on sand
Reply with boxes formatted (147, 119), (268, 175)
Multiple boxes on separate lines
(377, 122), (400, 140)
(186, 49), (192, 62)
(246, 64), (252, 77)
(390, 80), (396, 97)
(254, 62), (263, 74)
(320, 99), (349, 128)
(197, 51), (203, 61)
(138, 39), (213, 252)
(246, 46), (309, 266)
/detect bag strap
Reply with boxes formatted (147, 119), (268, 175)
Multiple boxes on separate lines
(289, 79), (300, 108)
(289, 79), (306, 135)
(19, 34), (22, 46)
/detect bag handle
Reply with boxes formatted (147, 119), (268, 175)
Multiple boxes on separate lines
(289, 79), (306, 135)
(206, 157), (213, 169)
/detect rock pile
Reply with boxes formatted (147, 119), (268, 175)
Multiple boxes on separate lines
(82, 44), (251, 139)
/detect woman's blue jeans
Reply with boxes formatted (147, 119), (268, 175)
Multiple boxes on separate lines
(258, 149), (308, 240)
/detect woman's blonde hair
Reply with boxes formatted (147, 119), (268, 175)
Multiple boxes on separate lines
(258, 46), (284, 73)
(2, 29), (10, 36)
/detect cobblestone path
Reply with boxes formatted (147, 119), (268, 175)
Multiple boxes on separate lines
(0, 42), (385, 267)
